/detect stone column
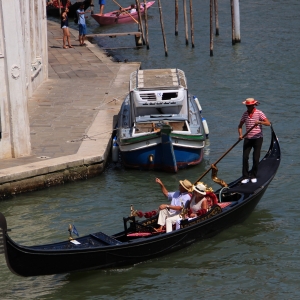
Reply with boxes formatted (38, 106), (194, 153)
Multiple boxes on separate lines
(30, 0), (37, 65)
(0, 0), (31, 157)
(40, 0), (48, 82)
(20, 0), (33, 97)
(0, 10), (13, 158)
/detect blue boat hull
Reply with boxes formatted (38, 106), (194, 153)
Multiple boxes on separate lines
(120, 144), (203, 172)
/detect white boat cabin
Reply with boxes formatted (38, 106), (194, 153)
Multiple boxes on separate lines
(129, 69), (189, 122)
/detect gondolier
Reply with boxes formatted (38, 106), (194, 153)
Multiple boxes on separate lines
(238, 98), (271, 184)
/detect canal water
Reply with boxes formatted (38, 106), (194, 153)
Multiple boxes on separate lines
(0, 0), (299, 298)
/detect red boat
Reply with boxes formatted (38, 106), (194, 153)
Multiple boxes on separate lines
(91, 1), (155, 26)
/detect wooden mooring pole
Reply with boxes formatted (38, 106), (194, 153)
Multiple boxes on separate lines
(90, 0), (94, 14)
(58, 0), (61, 15)
(157, 0), (168, 56)
(143, 0), (150, 49)
(189, 0), (194, 48)
(183, 0), (188, 45)
(214, 0), (219, 35)
(210, 0), (213, 56)
(175, 0), (179, 36)
(233, 0), (241, 42)
(136, 0), (146, 45)
(230, 0), (235, 45)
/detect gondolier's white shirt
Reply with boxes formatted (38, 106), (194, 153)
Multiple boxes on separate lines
(167, 191), (191, 214)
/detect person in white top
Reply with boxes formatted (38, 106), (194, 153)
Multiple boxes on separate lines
(128, 4), (136, 13)
(155, 178), (192, 233)
(175, 182), (209, 230)
(188, 183), (209, 217)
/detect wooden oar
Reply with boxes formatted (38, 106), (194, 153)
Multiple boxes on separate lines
(194, 124), (257, 184)
(111, 0), (139, 24)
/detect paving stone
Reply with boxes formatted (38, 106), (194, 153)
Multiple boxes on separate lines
(0, 20), (141, 191)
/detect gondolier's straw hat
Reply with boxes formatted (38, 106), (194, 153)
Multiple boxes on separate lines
(242, 98), (260, 106)
(193, 183), (207, 195)
(179, 179), (193, 193)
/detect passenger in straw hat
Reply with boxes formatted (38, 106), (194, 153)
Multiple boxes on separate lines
(155, 178), (192, 233)
(238, 98), (270, 184)
(175, 182), (210, 230)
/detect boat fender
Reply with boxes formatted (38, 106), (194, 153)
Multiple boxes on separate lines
(202, 117), (209, 138)
(112, 136), (119, 162)
(148, 154), (154, 163)
(193, 96), (202, 113)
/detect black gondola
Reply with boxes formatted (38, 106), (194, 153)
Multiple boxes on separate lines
(0, 126), (280, 277)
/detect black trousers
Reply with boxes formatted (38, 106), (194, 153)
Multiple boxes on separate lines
(242, 137), (263, 179)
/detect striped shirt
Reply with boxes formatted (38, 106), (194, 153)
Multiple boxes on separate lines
(240, 108), (267, 139)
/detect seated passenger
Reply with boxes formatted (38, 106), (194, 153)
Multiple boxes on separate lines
(188, 182), (209, 217)
(175, 182), (210, 230)
(154, 178), (193, 233)
(114, 7), (126, 16)
(128, 4), (136, 13)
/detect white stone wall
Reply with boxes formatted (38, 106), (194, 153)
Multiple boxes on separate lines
(0, 0), (48, 159)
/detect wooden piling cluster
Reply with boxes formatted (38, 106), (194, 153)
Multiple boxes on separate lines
(209, 0), (240, 56)
(88, 0), (242, 56)
(173, 0), (241, 55)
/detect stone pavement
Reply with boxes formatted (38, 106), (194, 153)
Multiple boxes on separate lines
(0, 21), (140, 198)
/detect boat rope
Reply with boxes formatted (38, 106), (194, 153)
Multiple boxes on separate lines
(111, 0), (139, 24)
(69, 121), (162, 143)
(69, 128), (117, 142)
(94, 94), (124, 110)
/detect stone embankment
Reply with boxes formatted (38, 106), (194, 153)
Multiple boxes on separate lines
(0, 21), (140, 199)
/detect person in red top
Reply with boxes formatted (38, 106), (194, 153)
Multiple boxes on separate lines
(238, 98), (271, 184)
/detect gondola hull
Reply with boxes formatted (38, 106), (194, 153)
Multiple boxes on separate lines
(0, 127), (280, 277)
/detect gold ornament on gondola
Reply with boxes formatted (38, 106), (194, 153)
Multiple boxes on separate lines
(180, 202), (188, 220)
(211, 164), (228, 187)
(130, 205), (136, 216)
(68, 224), (73, 240)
